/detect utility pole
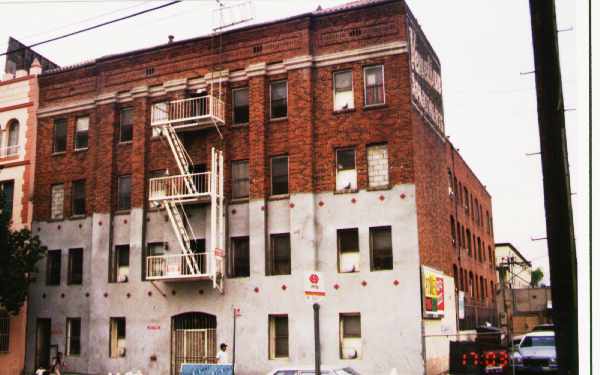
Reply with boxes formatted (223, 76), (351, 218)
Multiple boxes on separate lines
(529, 1), (578, 374)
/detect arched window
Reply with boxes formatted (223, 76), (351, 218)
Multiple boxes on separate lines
(7, 120), (19, 147)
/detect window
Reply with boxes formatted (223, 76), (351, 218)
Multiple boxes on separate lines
(270, 81), (287, 119)
(490, 281), (495, 301)
(231, 160), (249, 199)
(486, 211), (490, 234)
(464, 187), (469, 214)
(143, 242), (167, 280)
(109, 245), (129, 283)
(151, 102), (168, 137)
(457, 221), (462, 248)
(232, 87), (249, 124)
(0, 180), (14, 218)
(333, 71), (354, 110)
(489, 246), (493, 267)
(370, 226), (393, 271)
(338, 228), (359, 273)
(477, 238), (482, 262)
(74, 116), (89, 150)
(7, 120), (19, 151)
(364, 65), (385, 106)
(51, 183), (64, 220)
(268, 315), (288, 359)
(46, 250), (61, 286)
(0, 311), (8, 353)
(460, 225), (466, 249)
(367, 144), (389, 188)
(119, 108), (133, 143)
(450, 216), (456, 247)
(474, 198), (480, 225)
(448, 169), (454, 198)
(117, 175), (131, 211)
(229, 237), (250, 278)
(66, 318), (81, 356)
(466, 229), (472, 256)
(340, 313), (361, 359)
(53, 118), (67, 153)
(271, 156), (288, 196)
(458, 182), (463, 205)
(336, 148), (357, 191)
(268, 233), (291, 276)
(68, 248), (83, 285)
(109, 317), (126, 358)
(72, 180), (86, 216)
(470, 195), (475, 220)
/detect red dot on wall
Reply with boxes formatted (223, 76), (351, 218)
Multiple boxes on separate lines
(393, 280), (400, 286)
(78, 224), (82, 229)
(146, 217), (151, 222)
(124, 219), (128, 224)
(103, 292), (108, 298)
(254, 287), (260, 293)
(281, 284), (287, 291)
(231, 209), (237, 215)
(57, 225), (61, 230)
(42, 293), (46, 299)
(351, 198), (357, 204)
(334, 283), (340, 290)
(379, 195), (385, 201)
(60, 293), (65, 298)
(98, 221), (103, 226)
(400, 193), (406, 199)
(260, 206), (265, 211)
(198, 289), (204, 295)
(147, 291), (153, 297)
(289, 203), (295, 209)
(126, 293), (131, 298)
(38, 227), (41, 232)
(85, 292), (90, 298)
(318, 201), (324, 207)
(361, 280), (368, 287)
(171, 290), (177, 296)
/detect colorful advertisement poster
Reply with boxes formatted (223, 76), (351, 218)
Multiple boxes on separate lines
(422, 266), (445, 319)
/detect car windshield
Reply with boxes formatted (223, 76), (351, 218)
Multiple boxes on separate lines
(520, 336), (555, 347)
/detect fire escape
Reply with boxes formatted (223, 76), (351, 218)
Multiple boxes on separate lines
(146, 94), (226, 292)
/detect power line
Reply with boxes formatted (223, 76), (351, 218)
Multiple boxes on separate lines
(0, 1), (182, 57)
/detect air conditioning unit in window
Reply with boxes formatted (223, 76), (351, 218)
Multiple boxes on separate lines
(118, 346), (127, 357)
(341, 338), (362, 359)
(339, 252), (360, 273)
(117, 274), (128, 283)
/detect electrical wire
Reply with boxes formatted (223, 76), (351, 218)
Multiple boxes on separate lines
(0, 1), (182, 57)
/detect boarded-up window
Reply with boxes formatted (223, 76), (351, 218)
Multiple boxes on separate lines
(51, 183), (64, 220)
(367, 144), (389, 188)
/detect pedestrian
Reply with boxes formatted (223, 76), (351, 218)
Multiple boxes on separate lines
(49, 352), (64, 375)
(216, 343), (229, 364)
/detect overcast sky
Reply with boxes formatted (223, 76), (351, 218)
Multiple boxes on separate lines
(0, 0), (582, 284)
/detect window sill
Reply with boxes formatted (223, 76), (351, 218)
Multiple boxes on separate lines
(52, 151), (66, 157)
(69, 214), (87, 220)
(74, 148), (88, 153)
(333, 108), (356, 115)
(366, 185), (392, 192)
(268, 194), (289, 201)
(118, 141), (133, 146)
(114, 210), (131, 216)
(334, 189), (358, 195)
(230, 197), (249, 204)
(363, 103), (387, 111)
(231, 123), (249, 128)
(269, 117), (288, 123)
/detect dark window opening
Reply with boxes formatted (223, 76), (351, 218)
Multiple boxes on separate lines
(268, 233), (291, 276)
(370, 226), (393, 271)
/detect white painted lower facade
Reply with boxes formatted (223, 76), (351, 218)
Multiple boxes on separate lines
(25, 185), (451, 375)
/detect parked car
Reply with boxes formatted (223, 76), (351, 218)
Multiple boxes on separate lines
(511, 331), (558, 373)
(531, 323), (554, 332)
(267, 367), (360, 375)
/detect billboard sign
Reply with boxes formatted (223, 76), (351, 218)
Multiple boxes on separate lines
(422, 266), (445, 319)
(406, 12), (445, 135)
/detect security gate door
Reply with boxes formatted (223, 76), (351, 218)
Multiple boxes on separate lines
(171, 313), (217, 375)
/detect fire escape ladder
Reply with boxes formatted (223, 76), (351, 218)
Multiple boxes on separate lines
(162, 122), (198, 195)
(163, 200), (202, 275)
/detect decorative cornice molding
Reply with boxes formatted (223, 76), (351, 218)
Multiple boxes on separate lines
(38, 99), (95, 118)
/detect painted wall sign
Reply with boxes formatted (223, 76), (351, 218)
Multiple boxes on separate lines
(422, 266), (445, 319)
(147, 324), (161, 330)
(406, 12), (445, 135)
(304, 271), (326, 303)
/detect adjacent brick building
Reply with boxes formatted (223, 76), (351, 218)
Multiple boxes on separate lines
(25, 1), (497, 374)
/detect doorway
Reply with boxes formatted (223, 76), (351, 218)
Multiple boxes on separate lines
(171, 312), (217, 375)
(35, 318), (51, 369)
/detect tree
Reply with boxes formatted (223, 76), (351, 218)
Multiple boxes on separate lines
(0, 197), (46, 315)
(530, 267), (544, 288)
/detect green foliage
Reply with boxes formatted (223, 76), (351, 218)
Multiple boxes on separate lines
(530, 267), (544, 287)
(0, 197), (47, 315)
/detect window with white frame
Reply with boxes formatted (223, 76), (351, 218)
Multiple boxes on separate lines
(231, 160), (249, 199)
(51, 183), (64, 220)
(268, 315), (289, 359)
(340, 313), (362, 359)
(151, 102), (168, 137)
(232, 87), (249, 124)
(336, 148), (357, 191)
(74, 116), (89, 150)
(364, 65), (385, 106)
(338, 228), (359, 273)
(367, 144), (389, 188)
(109, 317), (126, 358)
(66, 318), (81, 356)
(270, 81), (287, 119)
(333, 71), (354, 111)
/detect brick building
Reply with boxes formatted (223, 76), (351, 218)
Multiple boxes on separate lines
(25, 1), (497, 374)
(0, 60), (43, 375)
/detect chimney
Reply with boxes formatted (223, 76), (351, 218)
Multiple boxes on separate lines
(168, 35), (174, 44)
